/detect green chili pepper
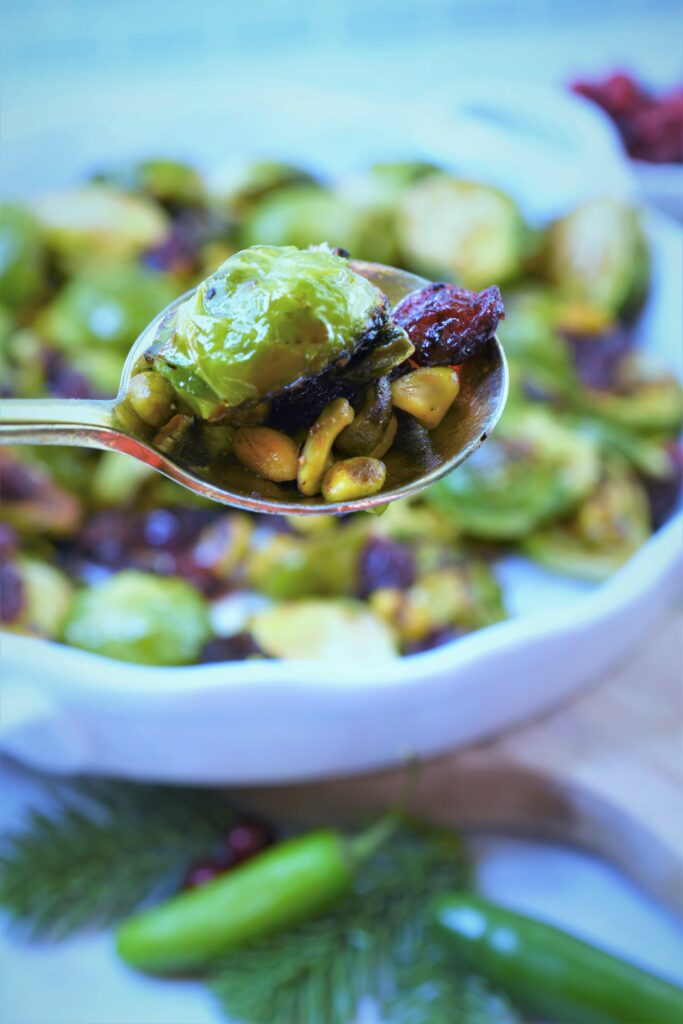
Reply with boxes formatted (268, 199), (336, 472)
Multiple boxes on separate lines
(116, 818), (394, 973)
(433, 893), (683, 1024)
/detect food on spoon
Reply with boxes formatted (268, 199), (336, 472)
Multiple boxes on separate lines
(116, 243), (503, 502)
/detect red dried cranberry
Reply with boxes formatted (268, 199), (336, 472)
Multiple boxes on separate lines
(0, 562), (24, 623)
(0, 457), (42, 500)
(199, 633), (261, 663)
(182, 858), (226, 890)
(217, 820), (273, 868)
(394, 283), (504, 366)
(357, 537), (416, 597)
(561, 325), (633, 392)
(0, 524), (19, 560)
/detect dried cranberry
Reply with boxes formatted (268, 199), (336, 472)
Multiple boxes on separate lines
(0, 561), (24, 623)
(217, 820), (273, 868)
(44, 350), (97, 400)
(182, 858), (226, 890)
(78, 511), (135, 567)
(641, 443), (683, 530)
(562, 325), (633, 392)
(404, 626), (462, 655)
(0, 524), (18, 561)
(0, 458), (42, 501)
(199, 632), (261, 662)
(394, 283), (504, 366)
(357, 536), (416, 597)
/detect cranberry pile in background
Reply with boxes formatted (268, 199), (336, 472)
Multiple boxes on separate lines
(571, 72), (683, 164)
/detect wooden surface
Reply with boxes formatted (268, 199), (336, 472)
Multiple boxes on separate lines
(237, 608), (683, 914)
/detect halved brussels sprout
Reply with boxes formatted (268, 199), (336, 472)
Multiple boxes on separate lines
(0, 204), (46, 311)
(397, 175), (527, 288)
(497, 287), (576, 398)
(545, 199), (649, 319)
(245, 525), (367, 599)
(40, 265), (176, 358)
(426, 407), (601, 540)
(250, 598), (397, 659)
(62, 570), (211, 665)
(5, 557), (74, 638)
(34, 186), (169, 266)
(240, 185), (359, 253)
(370, 562), (505, 647)
(220, 160), (319, 218)
(0, 450), (82, 535)
(150, 245), (410, 420)
(522, 458), (651, 580)
(93, 159), (205, 207)
(576, 355), (683, 435)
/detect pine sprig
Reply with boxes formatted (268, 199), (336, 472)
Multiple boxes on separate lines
(0, 779), (238, 938)
(211, 825), (523, 1024)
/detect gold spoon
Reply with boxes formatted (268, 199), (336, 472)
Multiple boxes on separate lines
(0, 261), (508, 515)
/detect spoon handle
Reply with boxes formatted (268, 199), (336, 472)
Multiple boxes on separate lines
(0, 397), (120, 449)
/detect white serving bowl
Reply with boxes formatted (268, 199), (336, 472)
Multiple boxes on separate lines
(1, 87), (681, 783)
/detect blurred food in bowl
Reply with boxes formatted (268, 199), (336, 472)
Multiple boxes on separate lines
(1, 159), (681, 665)
(570, 71), (683, 220)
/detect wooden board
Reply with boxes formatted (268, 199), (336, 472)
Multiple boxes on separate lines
(235, 608), (683, 914)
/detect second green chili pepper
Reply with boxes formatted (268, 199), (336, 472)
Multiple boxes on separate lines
(116, 818), (394, 973)
(432, 892), (683, 1024)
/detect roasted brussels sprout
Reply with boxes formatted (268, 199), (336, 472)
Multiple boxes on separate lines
(545, 199), (649, 318)
(93, 159), (205, 208)
(221, 160), (318, 218)
(240, 185), (359, 253)
(250, 598), (397, 659)
(62, 570), (211, 665)
(577, 355), (683, 435)
(0, 203), (46, 311)
(398, 175), (527, 288)
(40, 264), (176, 363)
(522, 458), (651, 580)
(426, 407), (601, 540)
(148, 245), (411, 420)
(1, 556), (74, 637)
(35, 186), (169, 266)
(370, 562), (504, 648)
(246, 525), (367, 599)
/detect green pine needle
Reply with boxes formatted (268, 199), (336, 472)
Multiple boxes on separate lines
(0, 779), (238, 939)
(211, 824), (524, 1024)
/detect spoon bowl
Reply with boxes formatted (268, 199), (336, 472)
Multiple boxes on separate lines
(0, 261), (508, 514)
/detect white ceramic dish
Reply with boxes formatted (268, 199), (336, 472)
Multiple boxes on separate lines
(1, 86), (681, 784)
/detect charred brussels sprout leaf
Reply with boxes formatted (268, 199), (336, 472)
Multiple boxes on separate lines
(63, 571), (211, 665)
(0, 204), (46, 311)
(546, 199), (650, 318)
(150, 245), (401, 420)
(426, 407), (601, 540)
(522, 458), (651, 580)
(398, 175), (527, 288)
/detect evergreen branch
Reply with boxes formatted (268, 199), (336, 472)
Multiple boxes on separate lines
(0, 779), (237, 938)
(211, 825), (521, 1024)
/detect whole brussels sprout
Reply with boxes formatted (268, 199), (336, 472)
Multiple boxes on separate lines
(0, 204), (46, 311)
(34, 186), (169, 267)
(62, 570), (211, 665)
(93, 159), (205, 208)
(426, 406), (601, 540)
(522, 458), (651, 580)
(397, 175), (527, 288)
(545, 199), (649, 319)
(40, 264), (176, 360)
(221, 160), (319, 218)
